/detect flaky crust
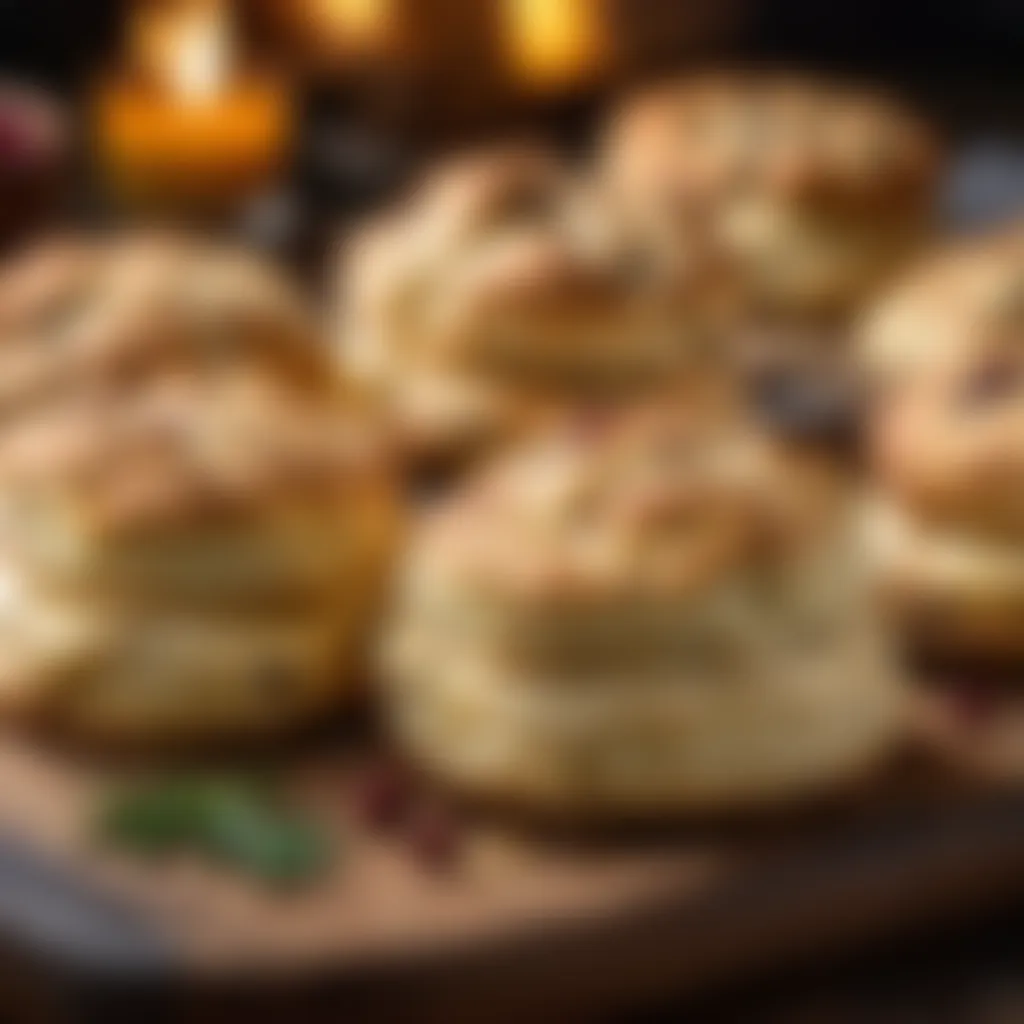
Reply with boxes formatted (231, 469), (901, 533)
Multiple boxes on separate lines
(336, 145), (713, 465)
(866, 499), (1024, 659)
(601, 72), (939, 317)
(862, 227), (1024, 656)
(0, 375), (392, 597)
(0, 234), (334, 407)
(863, 227), (1024, 536)
(383, 405), (905, 815)
(0, 235), (400, 742)
(0, 565), (368, 744)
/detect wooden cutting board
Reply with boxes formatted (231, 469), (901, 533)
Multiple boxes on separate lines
(0, 685), (1020, 1024)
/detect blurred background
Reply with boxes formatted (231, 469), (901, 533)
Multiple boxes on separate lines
(2, 0), (1024, 232)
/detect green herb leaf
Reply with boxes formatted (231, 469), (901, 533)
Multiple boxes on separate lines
(196, 782), (331, 886)
(96, 775), (333, 887)
(97, 779), (208, 855)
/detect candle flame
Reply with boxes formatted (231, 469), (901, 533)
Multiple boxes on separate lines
(173, 4), (230, 101)
(132, 0), (234, 103)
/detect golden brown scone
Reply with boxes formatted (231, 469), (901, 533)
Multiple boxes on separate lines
(862, 226), (1024, 658)
(0, 234), (334, 406)
(601, 72), (939, 321)
(383, 403), (905, 816)
(0, 235), (400, 744)
(335, 145), (720, 467)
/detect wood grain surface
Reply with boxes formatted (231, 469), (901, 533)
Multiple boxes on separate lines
(0, 683), (1018, 1022)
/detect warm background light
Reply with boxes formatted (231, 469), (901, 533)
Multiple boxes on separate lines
(316, 0), (394, 47)
(293, 0), (398, 61)
(504, 0), (606, 91)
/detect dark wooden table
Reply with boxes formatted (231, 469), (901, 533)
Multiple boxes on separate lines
(636, 901), (1024, 1023)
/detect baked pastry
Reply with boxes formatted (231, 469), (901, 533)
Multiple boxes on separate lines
(336, 145), (716, 466)
(0, 235), (398, 743)
(862, 227), (1024, 658)
(601, 72), (939, 320)
(383, 404), (904, 815)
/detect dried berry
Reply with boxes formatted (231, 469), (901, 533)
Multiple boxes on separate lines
(404, 800), (462, 872)
(350, 758), (417, 832)
(0, 109), (37, 166)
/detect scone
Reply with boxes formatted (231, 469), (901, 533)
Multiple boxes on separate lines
(0, 235), (399, 743)
(601, 71), (939, 321)
(862, 227), (1024, 658)
(383, 404), (904, 815)
(335, 145), (720, 467)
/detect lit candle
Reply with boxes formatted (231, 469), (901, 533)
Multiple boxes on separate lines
(503, 0), (606, 92)
(95, 0), (292, 213)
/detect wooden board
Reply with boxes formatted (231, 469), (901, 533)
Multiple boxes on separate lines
(0, 686), (1021, 1024)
